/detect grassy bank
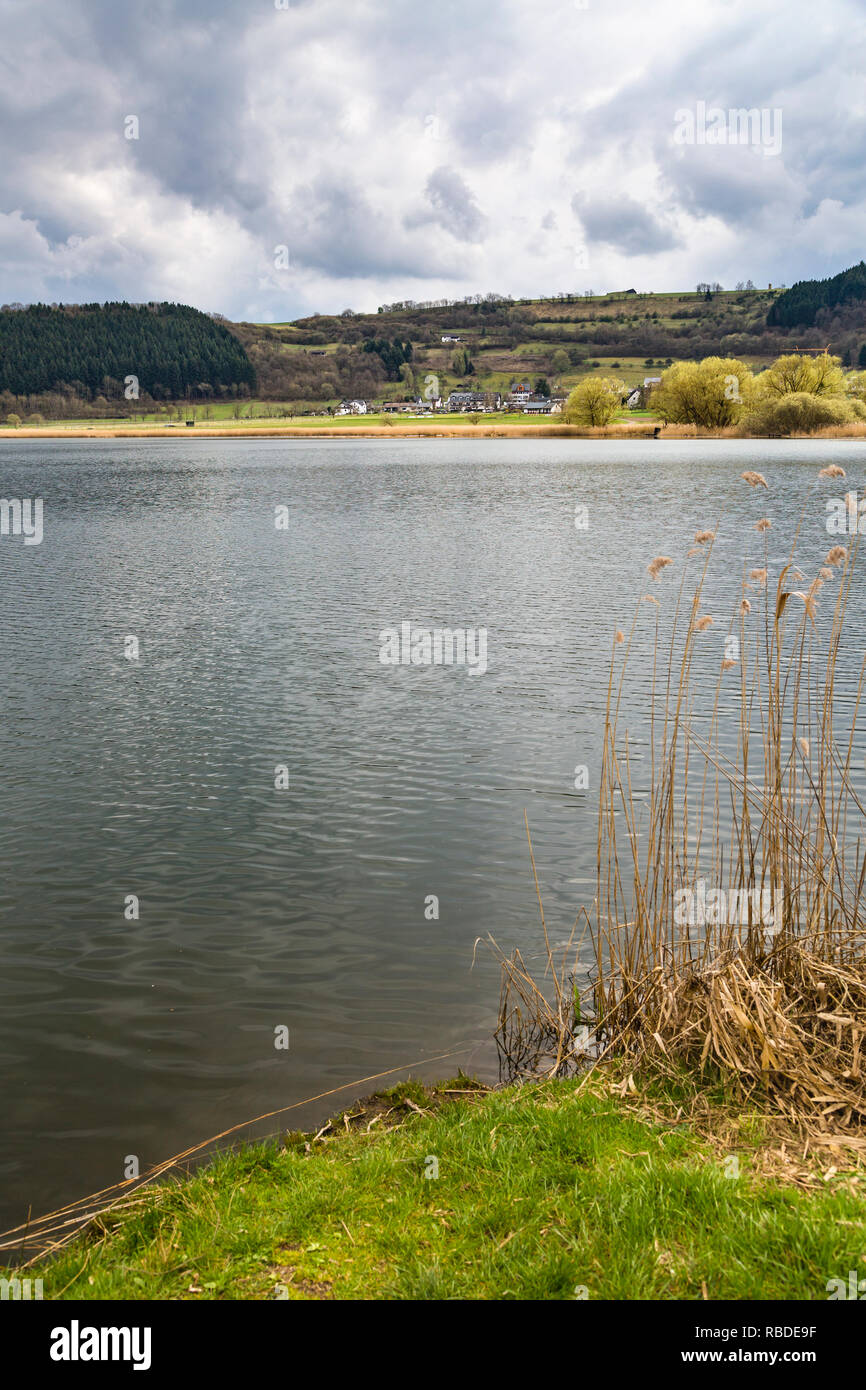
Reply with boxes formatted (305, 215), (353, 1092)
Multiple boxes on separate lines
(6, 420), (866, 440)
(8, 1071), (864, 1301)
(0, 420), (666, 440)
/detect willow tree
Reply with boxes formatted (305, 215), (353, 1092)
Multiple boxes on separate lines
(651, 356), (755, 427)
(756, 352), (846, 398)
(563, 375), (624, 426)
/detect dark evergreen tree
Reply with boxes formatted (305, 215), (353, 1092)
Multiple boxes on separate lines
(768, 262), (866, 329)
(0, 302), (255, 398)
(360, 336), (411, 381)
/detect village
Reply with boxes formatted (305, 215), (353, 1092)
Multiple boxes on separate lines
(335, 374), (662, 418)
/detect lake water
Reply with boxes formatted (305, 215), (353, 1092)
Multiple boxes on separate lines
(0, 436), (864, 1230)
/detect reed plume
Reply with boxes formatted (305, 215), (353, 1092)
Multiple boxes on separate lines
(495, 467), (866, 1146)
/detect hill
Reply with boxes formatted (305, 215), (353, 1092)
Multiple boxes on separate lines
(7, 275), (866, 421)
(0, 302), (256, 401)
(767, 261), (866, 330)
(232, 281), (866, 406)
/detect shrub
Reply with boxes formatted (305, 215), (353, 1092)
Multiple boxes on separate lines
(739, 391), (865, 436)
(845, 370), (866, 403)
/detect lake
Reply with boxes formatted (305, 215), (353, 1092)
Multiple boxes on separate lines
(0, 436), (863, 1229)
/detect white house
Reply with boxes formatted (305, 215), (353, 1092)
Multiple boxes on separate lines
(336, 399), (368, 415)
(507, 381), (533, 406)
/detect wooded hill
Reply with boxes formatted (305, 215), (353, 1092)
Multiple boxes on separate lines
(768, 261), (866, 331)
(0, 302), (256, 399)
(6, 267), (866, 417)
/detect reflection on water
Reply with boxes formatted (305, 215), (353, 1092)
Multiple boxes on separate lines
(0, 435), (863, 1226)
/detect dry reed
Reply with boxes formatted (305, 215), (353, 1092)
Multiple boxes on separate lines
(494, 467), (866, 1148)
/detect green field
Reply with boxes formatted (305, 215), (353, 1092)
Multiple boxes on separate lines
(2, 409), (580, 431)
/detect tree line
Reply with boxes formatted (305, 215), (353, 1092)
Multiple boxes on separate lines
(564, 352), (866, 434)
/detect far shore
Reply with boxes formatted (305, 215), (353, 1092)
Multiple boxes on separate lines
(2, 421), (660, 440)
(5, 421), (866, 441)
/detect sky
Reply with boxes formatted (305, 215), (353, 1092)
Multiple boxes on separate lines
(0, 0), (864, 321)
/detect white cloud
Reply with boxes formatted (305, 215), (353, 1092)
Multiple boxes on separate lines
(0, 0), (863, 317)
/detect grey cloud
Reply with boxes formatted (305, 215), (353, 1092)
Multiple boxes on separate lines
(660, 149), (795, 226)
(283, 177), (461, 280)
(405, 166), (487, 244)
(572, 192), (679, 255)
(446, 83), (536, 164)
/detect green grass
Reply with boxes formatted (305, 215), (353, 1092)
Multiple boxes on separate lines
(4, 410), (575, 431)
(11, 1076), (864, 1301)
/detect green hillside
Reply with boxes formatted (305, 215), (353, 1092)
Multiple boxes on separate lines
(233, 281), (866, 405)
(6, 274), (866, 422)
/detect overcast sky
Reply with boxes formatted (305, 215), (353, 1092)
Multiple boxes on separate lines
(0, 0), (863, 321)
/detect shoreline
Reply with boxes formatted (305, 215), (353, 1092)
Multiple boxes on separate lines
(3, 421), (866, 441)
(4, 1069), (864, 1300)
(0, 422), (663, 440)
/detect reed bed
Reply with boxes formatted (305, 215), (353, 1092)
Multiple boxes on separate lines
(5, 420), (696, 441)
(494, 467), (866, 1144)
